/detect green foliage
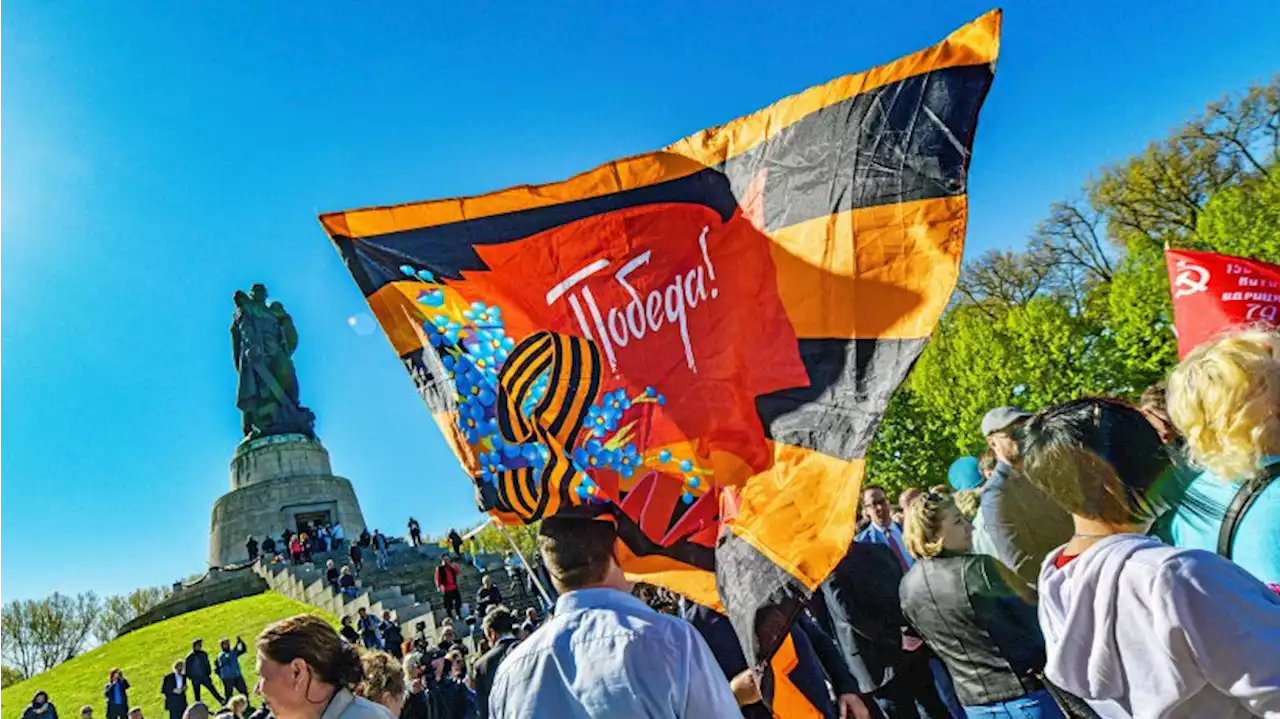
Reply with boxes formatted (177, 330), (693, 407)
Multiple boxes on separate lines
(0, 593), (332, 719)
(2, 593), (101, 679)
(865, 79), (1278, 493)
(1197, 169), (1280, 263)
(463, 521), (540, 559)
(1, 665), (23, 689)
(95, 588), (170, 645)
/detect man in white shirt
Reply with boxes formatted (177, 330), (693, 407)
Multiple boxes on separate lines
(855, 485), (913, 570)
(160, 661), (187, 719)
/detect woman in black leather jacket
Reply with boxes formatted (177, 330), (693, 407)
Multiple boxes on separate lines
(899, 492), (1064, 718)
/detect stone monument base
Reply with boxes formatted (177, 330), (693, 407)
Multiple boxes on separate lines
(209, 434), (367, 567)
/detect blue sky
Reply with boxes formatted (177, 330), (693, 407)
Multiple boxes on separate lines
(4, 1), (1278, 602)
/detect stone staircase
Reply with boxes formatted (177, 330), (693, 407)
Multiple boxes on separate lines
(253, 543), (544, 645)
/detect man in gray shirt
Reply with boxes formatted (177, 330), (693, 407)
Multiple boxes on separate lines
(973, 406), (1073, 598)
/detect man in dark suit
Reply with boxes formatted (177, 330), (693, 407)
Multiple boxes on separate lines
(184, 639), (224, 705)
(160, 661), (188, 719)
(473, 606), (520, 719)
(812, 541), (949, 719)
(684, 601), (868, 718)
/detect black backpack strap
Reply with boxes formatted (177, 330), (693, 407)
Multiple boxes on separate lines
(1217, 463), (1280, 558)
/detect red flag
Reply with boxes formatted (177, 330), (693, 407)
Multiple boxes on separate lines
(1165, 249), (1280, 358)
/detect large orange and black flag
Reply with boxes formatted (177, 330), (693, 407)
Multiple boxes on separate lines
(321, 10), (998, 714)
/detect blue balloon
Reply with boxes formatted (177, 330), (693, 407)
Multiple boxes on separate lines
(948, 456), (984, 491)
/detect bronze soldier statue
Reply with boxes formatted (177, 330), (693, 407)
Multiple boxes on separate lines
(231, 284), (316, 439)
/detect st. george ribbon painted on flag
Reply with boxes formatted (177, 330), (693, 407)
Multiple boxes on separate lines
(320, 9), (999, 715)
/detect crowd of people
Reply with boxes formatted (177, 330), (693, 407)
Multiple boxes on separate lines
(19, 328), (1279, 719)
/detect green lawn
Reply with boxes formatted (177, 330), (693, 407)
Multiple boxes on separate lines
(3, 593), (335, 719)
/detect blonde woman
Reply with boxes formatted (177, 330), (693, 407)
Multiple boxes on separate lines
(1164, 329), (1280, 585)
(899, 493), (1063, 718)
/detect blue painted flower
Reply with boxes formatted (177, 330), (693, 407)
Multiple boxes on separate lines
(602, 388), (631, 413)
(416, 268), (435, 282)
(417, 289), (444, 307)
(479, 451), (507, 483)
(463, 302), (502, 328)
(399, 264), (417, 277)
(678, 459), (694, 473)
(658, 449), (672, 463)
(497, 439), (523, 459)
(475, 329), (516, 365)
(520, 370), (550, 416)
(572, 439), (616, 471)
(429, 316), (462, 348)
(616, 444), (640, 478)
(585, 405), (620, 438)
(458, 368), (496, 407)
(442, 353), (473, 381)
(457, 403), (495, 444)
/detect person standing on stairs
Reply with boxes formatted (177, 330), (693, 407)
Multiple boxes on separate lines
(348, 542), (364, 575)
(447, 528), (463, 559)
(435, 556), (463, 620)
(407, 518), (422, 547)
(378, 611), (404, 659)
(372, 530), (390, 571)
(356, 607), (382, 650)
(476, 574), (503, 620)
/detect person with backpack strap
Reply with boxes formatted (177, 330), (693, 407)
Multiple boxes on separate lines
(1161, 329), (1280, 587)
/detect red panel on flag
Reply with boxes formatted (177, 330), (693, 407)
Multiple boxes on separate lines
(1166, 249), (1280, 358)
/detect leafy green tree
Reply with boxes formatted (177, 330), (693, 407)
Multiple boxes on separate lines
(2, 664), (24, 688)
(462, 521), (540, 560)
(865, 387), (965, 496)
(94, 587), (169, 644)
(1196, 169), (1280, 263)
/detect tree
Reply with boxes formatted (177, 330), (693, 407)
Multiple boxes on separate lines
(1196, 168), (1280, 263)
(2, 664), (24, 688)
(865, 387), (964, 495)
(1, 592), (101, 678)
(462, 520), (540, 560)
(95, 586), (169, 644)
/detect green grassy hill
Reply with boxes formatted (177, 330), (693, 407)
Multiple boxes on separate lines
(2, 593), (334, 719)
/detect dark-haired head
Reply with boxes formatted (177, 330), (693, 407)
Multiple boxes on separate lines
(482, 606), (515, 640)
(254, 615), (363, 719)
(538, 516), (620, 592)
(1016, 398), (1171, 527)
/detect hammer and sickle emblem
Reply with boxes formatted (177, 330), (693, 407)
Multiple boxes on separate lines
(1173, 260), (1211, 299)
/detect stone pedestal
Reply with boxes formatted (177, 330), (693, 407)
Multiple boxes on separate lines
(209, 434), (367, 567)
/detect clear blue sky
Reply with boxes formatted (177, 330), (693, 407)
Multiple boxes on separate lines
(4, 1), (1278, 602)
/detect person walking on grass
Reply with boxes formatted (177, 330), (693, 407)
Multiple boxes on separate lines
(104, 669), (130, 719)
(214, 637), (250, 704)
(160, 661), (188, 719)
(184, 639), (224, 705)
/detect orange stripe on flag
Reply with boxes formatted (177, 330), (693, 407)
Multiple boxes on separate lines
(770, 634), (823, 719)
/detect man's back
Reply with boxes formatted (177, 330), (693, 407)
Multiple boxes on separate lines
(489, 587), (738, 719)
